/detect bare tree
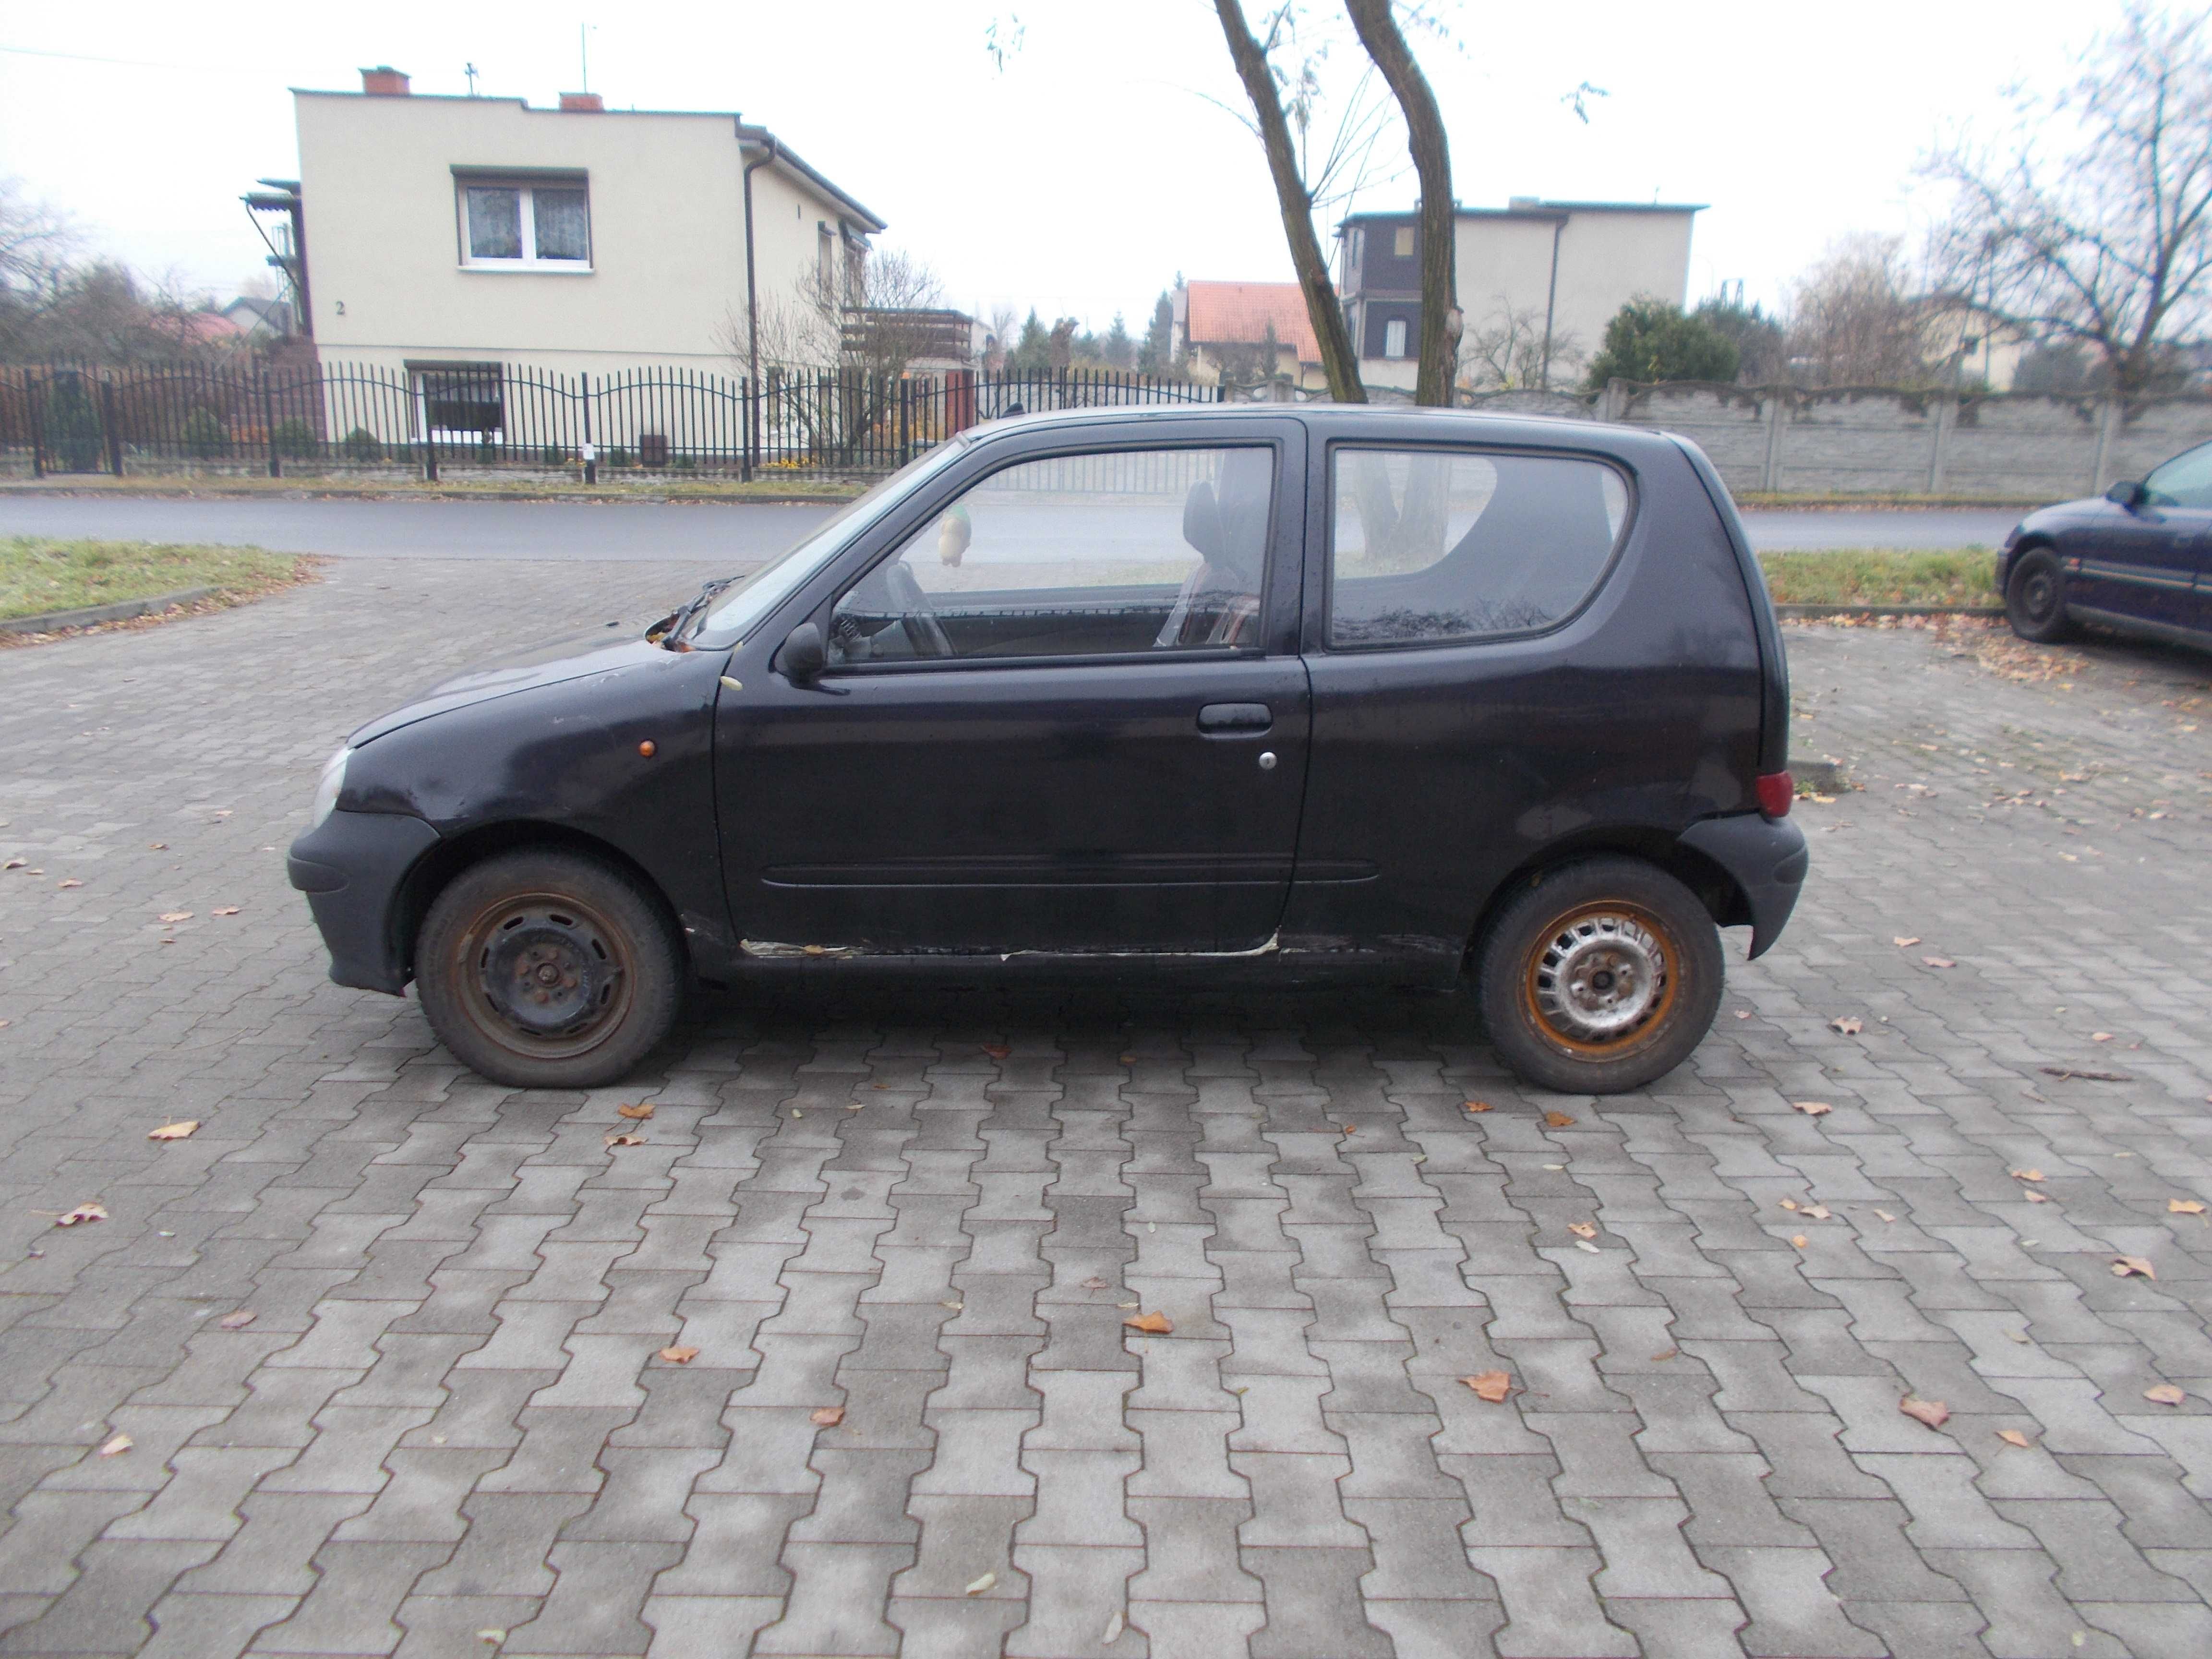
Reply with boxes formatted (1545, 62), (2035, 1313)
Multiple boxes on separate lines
(1785, 235), (1933, 387)
(1923, 2), (2212, 396)
(1209, 0), (1375, 402)
(0, 178), (75, 297)
(1344, 0), (1458, 405)
(1458, 300), (1582, 393)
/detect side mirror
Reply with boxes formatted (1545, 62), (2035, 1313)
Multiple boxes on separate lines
(776, 620), (826, 687)
(2106, 480), (2148, 509)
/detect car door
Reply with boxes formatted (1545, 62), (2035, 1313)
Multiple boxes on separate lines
(2068, 441), (2212, 630)
(715, 425), (1311, 956)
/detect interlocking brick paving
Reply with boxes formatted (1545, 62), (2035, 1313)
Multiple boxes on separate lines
(2, 561), (2210, 1659)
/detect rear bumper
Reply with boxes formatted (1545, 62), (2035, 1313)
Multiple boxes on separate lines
(1678, 812), (1808, 960)
(288, 809), (441, 994)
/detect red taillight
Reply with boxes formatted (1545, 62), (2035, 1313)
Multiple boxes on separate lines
(1756, 771), (1794, 817)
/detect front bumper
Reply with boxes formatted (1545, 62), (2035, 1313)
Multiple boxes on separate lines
(288, 808), (441, 994)
(1677, 811), (1809, 959)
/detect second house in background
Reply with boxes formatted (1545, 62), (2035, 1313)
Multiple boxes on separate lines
(271, 66), (886, 385)
(1340, 197), (1703, 391)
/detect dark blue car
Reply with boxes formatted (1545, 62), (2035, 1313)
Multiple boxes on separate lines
(1999, 438), (2212, 646)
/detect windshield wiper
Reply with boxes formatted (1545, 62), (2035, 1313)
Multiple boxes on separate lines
(658, 577), (742, 649)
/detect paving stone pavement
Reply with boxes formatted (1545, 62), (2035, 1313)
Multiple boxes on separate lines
(3, 559), (2212, 1658)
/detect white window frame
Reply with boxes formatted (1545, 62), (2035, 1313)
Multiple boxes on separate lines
(1382, 318), (1409, 360)
(457, 179), (593, 273)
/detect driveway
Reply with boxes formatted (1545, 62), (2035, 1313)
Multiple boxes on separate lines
(1, 570), (2209, 1658)
(0, 495), (2023, 561)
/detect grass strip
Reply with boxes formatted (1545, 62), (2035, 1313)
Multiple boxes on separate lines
(1, 536), (311, 621)
(1757, 547), (1999, 608)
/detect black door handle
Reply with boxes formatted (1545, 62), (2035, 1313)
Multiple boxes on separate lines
(1198, 702), (1272, 733)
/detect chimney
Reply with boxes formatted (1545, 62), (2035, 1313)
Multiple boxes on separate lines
(360, 66), (411, 96)
(559, 91), (605, 112)
(1507, 195), (1541, 210)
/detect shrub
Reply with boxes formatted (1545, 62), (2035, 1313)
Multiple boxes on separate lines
(273, 418), (318, 459)
(339, 427), (385, 463)
(181, 408), (229, 459)
(604, 446), (633, 469)
(541, 445), (570, 468)
(40, 373), (105, 472)
(1586, 298), (1741, 389)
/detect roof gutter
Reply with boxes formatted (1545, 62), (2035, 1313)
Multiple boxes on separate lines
(741, 132), (778, 478)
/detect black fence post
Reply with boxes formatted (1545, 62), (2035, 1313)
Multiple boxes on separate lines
(581, 374), (596, 484)
(740, 376), (753, 483)
(101, 380), (124, 476)
(260, 372), (281, 479)
(28, 377), (45, 479)
(899, 377), (911, 468)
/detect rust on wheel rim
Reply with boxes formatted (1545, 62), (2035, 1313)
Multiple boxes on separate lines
(450, 889), (635, 1063)
(1521, 900), (1682, 1058)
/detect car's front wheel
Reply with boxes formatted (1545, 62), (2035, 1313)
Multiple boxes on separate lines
(1476, 857), (1724, 1095)
(2005, 547), (2072, 643)
(416, 848), (682, 1088)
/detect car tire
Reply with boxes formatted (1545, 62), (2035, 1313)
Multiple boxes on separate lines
(1476, 857), (1724, 1095)
(416, 848), (683, 1089)
(2005, 547), (2072, 643)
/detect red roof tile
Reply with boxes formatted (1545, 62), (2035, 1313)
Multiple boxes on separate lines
(1185, 281), (1321, 362)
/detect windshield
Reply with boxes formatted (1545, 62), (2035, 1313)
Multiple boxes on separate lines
(691, 439), (972, 645)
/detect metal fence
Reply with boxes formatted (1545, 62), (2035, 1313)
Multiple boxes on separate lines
(0, 361), (1225, 482)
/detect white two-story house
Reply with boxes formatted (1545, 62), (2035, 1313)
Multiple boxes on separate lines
(267, 66), (885, 421)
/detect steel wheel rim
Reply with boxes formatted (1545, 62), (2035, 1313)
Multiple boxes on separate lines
(1522, 900), (1681, 1056)
(2018, 565), (2059, 625)
(450, 888), (635, 1062)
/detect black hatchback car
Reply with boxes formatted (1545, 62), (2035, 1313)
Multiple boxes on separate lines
(289, 405), (1805, 1095)
(1999, 437), (2212, 647)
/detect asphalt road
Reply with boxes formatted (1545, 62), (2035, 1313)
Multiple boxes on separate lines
(0, 494), (2026, 561)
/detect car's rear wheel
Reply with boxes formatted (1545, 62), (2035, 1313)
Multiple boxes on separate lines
(1476, 857), (1723, 1095)
(416, 849), (682, 1089)
(2005, 548), (2072, 643)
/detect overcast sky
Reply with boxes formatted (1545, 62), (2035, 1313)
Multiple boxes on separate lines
(0, 0), (2138, 331)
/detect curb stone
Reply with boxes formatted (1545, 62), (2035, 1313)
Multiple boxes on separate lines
(0, 586), (218, 637)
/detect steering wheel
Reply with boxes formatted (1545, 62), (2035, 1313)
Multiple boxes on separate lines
(885, 560), (954, 658)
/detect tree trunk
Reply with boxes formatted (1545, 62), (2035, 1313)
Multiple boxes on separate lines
(1212, 0), (1367, 403)
(1346, 0), (1459, 406)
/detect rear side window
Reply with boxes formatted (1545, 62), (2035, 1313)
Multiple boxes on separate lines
(1328, 448), (1629, 647)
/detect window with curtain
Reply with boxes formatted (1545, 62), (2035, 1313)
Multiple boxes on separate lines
(459, 180), (591, 268)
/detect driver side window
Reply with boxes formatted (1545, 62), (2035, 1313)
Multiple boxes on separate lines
(827, 445), (1274, 666)
(2144, 441), (2212, 510)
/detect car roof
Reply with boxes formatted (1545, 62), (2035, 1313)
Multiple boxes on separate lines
(974, 398), (1675, 459)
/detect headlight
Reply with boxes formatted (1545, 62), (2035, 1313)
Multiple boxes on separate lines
(310, 746), (350, 828)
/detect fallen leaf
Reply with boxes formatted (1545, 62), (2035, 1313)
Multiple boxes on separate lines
(1892, 936), (1922, 948)
(1830, 1016), (1863, 1035)
(658, 1346), (698, 1365)
(56, 1202), (107, 1227)
(604, 1133), (645, 1148)
(212, 906), (240, 917)
(1463, 1370), (1513, 1403)
(1119, 1053), (1138, 1065)
(1081, 1277), (1110, 1291)
(1779, 1199), (1799, 1211)
(1124, 1311), (1173, 1335)
(940, 1300), (964, 1310)
(2, 858), (22, 870)
(809, 1407), (845, 1426)
(157, 911), (192, 923)
(1875, 1210), (1897, 1222)
(1804, 1205), (1832, 1220)
(1544, 1111), (1576, 1128)
(148, 842), (166, 850)
(2169, 1199), (2206, 1214)
(1574, 1238), (1600, 1253)
(477, 1632), (505, 1647)
(963, 1571), (997, 1597)
(217, 1310), (255, 1329)
(1923, 956), (1957, 969)
(146, 1120), (199, 1141)
(1734, 1009), (1751, 1019)
(1650, 1347), (1679, 1362)
(2041, 1067), (2133, 1082)
(2011, 1169), (2046, 1183)
(98, 1432), (132, 1456)
(616, 1102), (654, 1120)
(1791, 1235), (1810, 1249)
(2091, 1032), (2113, 1042)
(1996, 1429), (2034, 1448)
(1103, 1610), (1125, 1643)
(58, 878), (81, 889)
(1899, 1396), (1950, 1430)
(1793, 1101), (1833, 1116)
(1340, 1123), (1358, 1135)
(1568, 1222), (1598, 1239)
(2144, 1383), (2187, 1406)
(2112, 1256), (2157, 1279)
(2025, 1190), (2051, 1204)
(982, 1044), (1011, 1059)
(1464, 1101), (1492, 1114)
(2008, 1330), (2031, 1344)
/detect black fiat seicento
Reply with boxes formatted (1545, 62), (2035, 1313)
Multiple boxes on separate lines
(289, 404), (1806, 1095)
